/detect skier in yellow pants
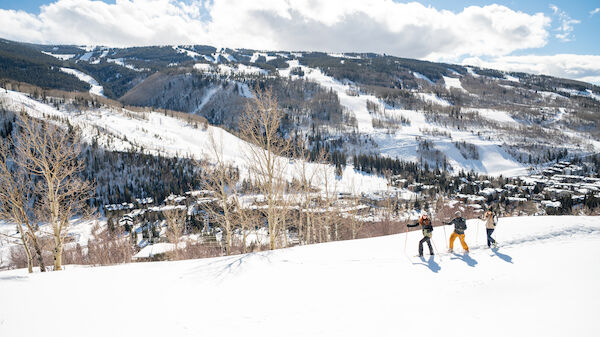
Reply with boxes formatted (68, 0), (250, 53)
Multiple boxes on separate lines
(446, 211), (469, 253)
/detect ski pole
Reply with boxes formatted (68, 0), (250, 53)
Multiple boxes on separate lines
(442, 220), (448, 250)
(431, 237), (442, 262)
(403, 220), (409, 257)
(475, 219), (479, 247)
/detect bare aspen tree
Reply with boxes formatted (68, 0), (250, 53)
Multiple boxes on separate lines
(346, 179), (364, 240)
(199, 130), (242, 255)
(15, 114), (92, 271)
(163, 207), (186, 260)
(318, 151), (340, 242)
(0, 138), (46, 272)
(292, 147), (322, 245)
(239, 87), (291, 250)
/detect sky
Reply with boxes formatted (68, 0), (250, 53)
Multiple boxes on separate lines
(1, 0), (599, 83)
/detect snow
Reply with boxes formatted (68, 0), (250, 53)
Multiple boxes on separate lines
(194, 63), (267, 76)
(132, 243), (176, 259)
(78, 51), (94, 61)
(0, 218), (100, 268)
(250, 52), (277, 63)
(369, 107), (527, 176)
(464, 108), (517, 125)
(465, 66), (480, 77)
(557, 88), (600, 102)
(106, 58), (147, 72)
(173, 46), (201, 59)
(415, 92), (451, 107)
(443, 76), (467, 92)
(538, 91), (567, 100)
(41, 51), (75, 60)
(503, 74), (520, 82)
(1, 216), (599, 337)
(0, 90), (387, 194)
(413, 72), (434, 84)
(193, 86), (219, 112)
(279, 60), (526, 176)
(327, 53), (361, 59)
(59, 68), (104, 97)
(279, 60), (375, 133)
(193, 63), (213, 72)
(209, 50), (237, 63)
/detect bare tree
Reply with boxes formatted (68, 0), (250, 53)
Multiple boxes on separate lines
(198, 130), (243, 255)
(239, 87), (291, 250)
(163, 207), (186, 259)
(292, 147), (324, 245)
(0, 137), (46, 272)
(317, 151), (341, 242)
(15, 114), (93, 271)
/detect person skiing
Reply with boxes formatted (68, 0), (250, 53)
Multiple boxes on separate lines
(484, 209), (498, 248)
(407, 212), (434, 257)
(446, 211), (468, 253)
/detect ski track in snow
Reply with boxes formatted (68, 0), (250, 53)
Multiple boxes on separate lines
(59, 68), (104, 97)
(1, 216), (599, 337)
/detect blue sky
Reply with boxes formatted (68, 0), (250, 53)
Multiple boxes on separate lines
(425, 0), (600, 55)
(1, 0), (599, 82)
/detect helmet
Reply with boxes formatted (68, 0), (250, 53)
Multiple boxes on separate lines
(422, 212), (428, 217)
(455, 211), (462, 217)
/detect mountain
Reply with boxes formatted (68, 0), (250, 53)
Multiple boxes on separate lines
(1, 38), (599, 177)
(1, 215), (599, 337)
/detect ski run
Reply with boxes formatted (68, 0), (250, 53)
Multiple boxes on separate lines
(1, 215), (599, 337)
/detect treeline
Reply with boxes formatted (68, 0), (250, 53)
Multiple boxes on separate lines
(0, 38), (90, 92)
(82, 147), (202, 210)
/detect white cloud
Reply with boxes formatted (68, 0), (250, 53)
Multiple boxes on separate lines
(591, 8), (600, 16)
(0, 0), (550, 60)
(549, 4), (580, 42)
(463, 54), (600, 84)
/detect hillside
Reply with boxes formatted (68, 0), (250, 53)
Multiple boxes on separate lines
(1, 215), (599, 337)
(0, 89), (388, 195)
(1, 38), (598, 177)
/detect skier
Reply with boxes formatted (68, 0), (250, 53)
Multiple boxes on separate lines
(446, 211), (468, 253)
(407, 212), (434, 257)
(484, 209), (498, 248)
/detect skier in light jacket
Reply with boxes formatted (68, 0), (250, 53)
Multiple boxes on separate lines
(484, 210), (498, 248)
(407, 212), (434, 257)
(446, 211), (468, 253)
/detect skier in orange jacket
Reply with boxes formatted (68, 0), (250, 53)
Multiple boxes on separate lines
(407, 212), (434, 257)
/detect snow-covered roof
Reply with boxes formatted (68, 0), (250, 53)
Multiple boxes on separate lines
(132, 243), (176, 259)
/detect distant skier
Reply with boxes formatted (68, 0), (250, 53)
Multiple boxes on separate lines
(407, 212), (434, 257)
(484, 210), (498, 248)
(446, 211), (468, 253)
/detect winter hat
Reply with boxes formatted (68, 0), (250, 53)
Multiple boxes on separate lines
(455, 211), (461, 217)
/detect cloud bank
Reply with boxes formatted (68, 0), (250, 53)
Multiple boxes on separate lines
(464, 54), (600, 84)
(0, 0), (597, 83)
(0, 0), (549, 60)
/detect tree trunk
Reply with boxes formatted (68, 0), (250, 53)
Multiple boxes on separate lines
(53, 241), (63, 271)
(27, 233), (46, 272)
(19, 229), (33, 273)
(33, 241), (46, 272)
(225, 225), (232, 255)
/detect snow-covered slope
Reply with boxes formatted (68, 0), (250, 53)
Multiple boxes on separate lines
(280, 60), (376, 133)
(0, 90), (387, 194)
(59, 68), (104, 96)
(279, 61), (528, 176)
(1, 216), (598, 337)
